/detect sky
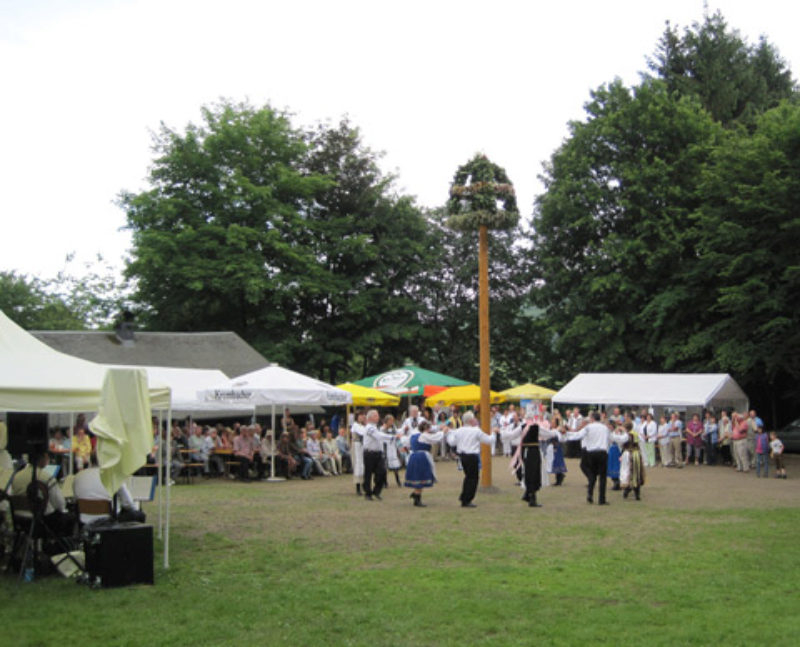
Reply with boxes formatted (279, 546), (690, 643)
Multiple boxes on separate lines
(2, 0), (799, 280)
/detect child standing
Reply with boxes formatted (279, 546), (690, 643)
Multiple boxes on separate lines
(620, 425), (645, 500)
(754, 426), (770, 478)
(769, 432), (787, 479)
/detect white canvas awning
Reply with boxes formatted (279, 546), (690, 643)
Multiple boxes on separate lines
(552, 373), (748, 411)
(0, 310), (170, 411)
(200, 364), (352, 407)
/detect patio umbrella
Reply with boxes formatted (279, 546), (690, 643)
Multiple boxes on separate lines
(336, 383), (400, 407)
(500, 382), (557, 401)
(425, 384), (506, 407)
(354, 365), (469, 397)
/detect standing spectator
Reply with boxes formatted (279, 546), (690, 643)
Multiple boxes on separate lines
(703, 415), (719, 466)
(668, 413), (684, 468)
(731, 412), (750, 473)
(718, 411), (733, 466)
(685, 414), (704, 466)
(642, 413), (658, 468)
(656, 415), (671, 467)
(747, 410), (763, 470)
(754, 425), (770, 478)
(769, 432), (786, 479)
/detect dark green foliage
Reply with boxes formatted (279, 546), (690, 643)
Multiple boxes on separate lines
(0, 270), (84, 330)
(647, 11), (795, 127)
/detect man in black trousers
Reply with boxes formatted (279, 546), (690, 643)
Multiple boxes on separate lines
(360, 409), (396, 501)
(565, 411), (628, 505)
(446, 411), (496, 507)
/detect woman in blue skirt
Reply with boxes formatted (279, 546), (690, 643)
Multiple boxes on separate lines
(404, 420), (446, 507)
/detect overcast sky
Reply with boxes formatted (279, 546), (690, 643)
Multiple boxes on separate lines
(2, 0), (798, 280)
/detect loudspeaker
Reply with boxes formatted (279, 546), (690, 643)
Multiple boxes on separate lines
(85, 522), (154, 587)
(6, 412), (49, 457)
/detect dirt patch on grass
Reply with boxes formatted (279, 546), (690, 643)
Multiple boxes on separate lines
(153, 454), (800, 547)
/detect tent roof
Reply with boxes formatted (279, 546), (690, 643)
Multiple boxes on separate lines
(354, 365), (470, 396)
(0, 310), (170, 411)
(33, 329), (269, 379)
(552, 373), (748, 410)
(200, 365), (352, 407)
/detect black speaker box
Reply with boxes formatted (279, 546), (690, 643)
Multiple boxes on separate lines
(85, 522), (154, 587)
(6, 412), (49, 457)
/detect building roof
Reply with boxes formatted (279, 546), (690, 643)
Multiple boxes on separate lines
(31, 330), (269, 379)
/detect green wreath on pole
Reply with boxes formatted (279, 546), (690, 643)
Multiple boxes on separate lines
(446, 153), (519, 231)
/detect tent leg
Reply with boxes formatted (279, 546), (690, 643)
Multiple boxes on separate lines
(267, 404), (285, 482)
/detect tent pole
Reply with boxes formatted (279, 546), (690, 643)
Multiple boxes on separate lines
(68, 412), (74, 476)
(267, 404), (285, 482)
(165, 406), (171, 569)
(157, 411), (163, 540)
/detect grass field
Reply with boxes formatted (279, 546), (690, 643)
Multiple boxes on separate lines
(2, 455), (799, 646)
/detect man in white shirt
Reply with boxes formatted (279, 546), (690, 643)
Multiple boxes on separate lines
(399, 406), (424, 436)
(642, 413), (658, 467)
(361, 409), (397, 501)
(73, 467), (143, 525)
(446, 411), (495, 508)
(565, 412), (628, 505)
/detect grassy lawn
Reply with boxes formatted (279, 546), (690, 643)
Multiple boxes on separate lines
(2, 456), (798, 646)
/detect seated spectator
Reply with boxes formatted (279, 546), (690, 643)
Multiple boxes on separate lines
(306, 429), (333, 476)
(73, 466), (145, 525)
(10, 452), (75, 538)
(205, 427), (225, 475)
(290, 425), (313, 480)
(276, 431), (298, 478)
(72, 426), (93, 471)
(233, 426), (265, 481)
(321, 426), (342, 475)
(336, 429), (352, 473)
(187, 424), (209, 475)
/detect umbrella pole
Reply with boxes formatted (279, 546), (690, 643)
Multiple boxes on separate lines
(267, 404), (285, 482)
(157, 411), (163, 540)
(68, 412), (74, 476)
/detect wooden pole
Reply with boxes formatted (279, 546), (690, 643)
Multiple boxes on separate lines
(478, 224), (492, 487)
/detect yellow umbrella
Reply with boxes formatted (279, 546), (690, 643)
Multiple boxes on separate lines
(425, 384), (506, 407)
(500, 382), (557, 401)
(336, 383), (401, 407)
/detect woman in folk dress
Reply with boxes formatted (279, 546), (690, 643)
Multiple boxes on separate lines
(403, 420), (446, 507)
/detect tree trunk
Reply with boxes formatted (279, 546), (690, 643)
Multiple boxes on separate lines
(479, 225), (492, 487)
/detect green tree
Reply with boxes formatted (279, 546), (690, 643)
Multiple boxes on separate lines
(295, 119), (429, 382)
(688, 101), (800, 424)
(647, 11), (795, 126)
(0, 270), (84, 330)
(532, 79), (721, 374)
(120, 100), (329, 362)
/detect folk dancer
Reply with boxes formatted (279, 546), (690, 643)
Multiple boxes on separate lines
(565, 412), (629, 505)
(620, 423), (645, 500)
(404, 420), (447, 507)
(350, 411), (367, 495)
(446, 411), (496, 508)
(361, 410), (397, 501)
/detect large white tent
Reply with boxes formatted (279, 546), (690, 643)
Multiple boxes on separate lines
(552, 373), (749, 412)
(0, 310), (170, 411)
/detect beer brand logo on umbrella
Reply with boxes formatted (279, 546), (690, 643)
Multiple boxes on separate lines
(374, 369), (414, 391)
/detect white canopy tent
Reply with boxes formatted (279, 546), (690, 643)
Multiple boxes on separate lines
(0, 310), (174, 567)
(552, 373), (749, 412)
(200, 364), (353, 479)
(0, 310), (170, 411)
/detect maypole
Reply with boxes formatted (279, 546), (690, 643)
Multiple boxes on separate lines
(447, 154), (519, 488)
